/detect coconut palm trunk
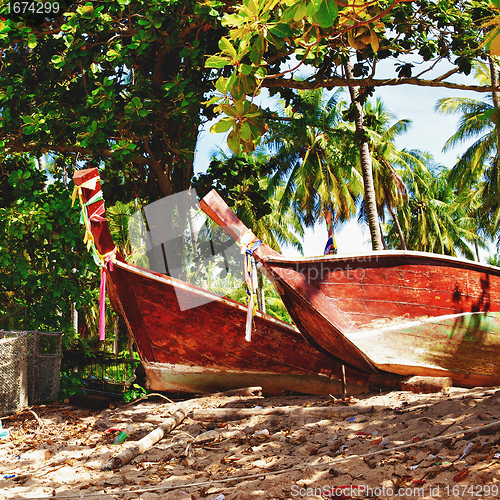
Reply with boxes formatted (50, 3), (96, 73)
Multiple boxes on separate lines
(385, 194), (407, 250)
(489, 55), (500, 109)
(344, 62), (384, 251)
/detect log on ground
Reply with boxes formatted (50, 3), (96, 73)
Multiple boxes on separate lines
(103, 408), (186, 469)
(192, 404), (373, 422)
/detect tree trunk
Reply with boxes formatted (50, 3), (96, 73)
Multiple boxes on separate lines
(489, 55), (500, 109)
(387, 202), (407, 250)
(192, 404), (373, 422)
(344, 61), (383, 251)
(379, 221), (388, 250)
(474, 238), (480, 262)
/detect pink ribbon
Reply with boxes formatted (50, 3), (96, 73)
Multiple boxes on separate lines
(98, 257), (114, 341)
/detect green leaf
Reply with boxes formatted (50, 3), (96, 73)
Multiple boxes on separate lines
(294, 1), (308, 21)
(210, 117), (234, 133)
(106, 49), (121, 60)
(78, 3), (94, 16)
(227, 129), (241, 153)
(218, 37), (237, 59)
(27, 34), (37, 49)
(281, 3), (299, 23)
(311, 0), (338, 28)
(239, 64), (254, 76)
(206, 55), (231, 68)
(240, 121), (252, 141)
(311, 0), (323, 11)
(269, 23), (293, 38)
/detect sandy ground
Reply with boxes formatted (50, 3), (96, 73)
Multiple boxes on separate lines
(1, 386), (500, 500)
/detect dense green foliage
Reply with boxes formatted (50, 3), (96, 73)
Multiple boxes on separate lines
(0, 159), (98, 336)
(0, 0), (229, 201)
(206, 0), (496, 152)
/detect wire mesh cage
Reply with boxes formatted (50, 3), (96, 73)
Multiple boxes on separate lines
(0, 330), (63, 416)
(0, 332), (28, 416)
(27, 331), (63, 405)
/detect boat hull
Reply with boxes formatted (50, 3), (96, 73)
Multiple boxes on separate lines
(106, 261), (369, 396)
(143, 362), (367, 395)
(263, 252), (500, 387)
(199, 190), (500, 388)
(72, 169), (369, 396)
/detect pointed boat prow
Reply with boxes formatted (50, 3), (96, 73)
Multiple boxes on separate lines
(199, 189), (256, 245)
(71, 181), (368, 396)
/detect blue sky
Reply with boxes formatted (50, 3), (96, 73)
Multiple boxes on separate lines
(194, 73), (490, 260)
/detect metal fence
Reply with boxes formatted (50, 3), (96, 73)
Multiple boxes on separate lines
(0, 330), (62, 416)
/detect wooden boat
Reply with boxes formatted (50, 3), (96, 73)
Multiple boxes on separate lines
(72, 169), (369, 396)
(200, 189), (500, 388)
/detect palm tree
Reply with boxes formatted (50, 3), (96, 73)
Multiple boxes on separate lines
(265, 86), (363, 246)
(435, 61), (500, 245)
(106, 201), (135, 259)
(386, 153), (482, 258)
(344, 62), (384, 250)
(361, 98), (414, 249)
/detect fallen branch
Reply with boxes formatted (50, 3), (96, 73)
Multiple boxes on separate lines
(124, 392), (175, 406)
(192, 404), (373, 422)
(194, 428), (246, 443)
(103, 408), (186, 469)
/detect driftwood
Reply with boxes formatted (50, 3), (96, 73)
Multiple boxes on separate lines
(103, 408), (186, 469)
(192, 404), (373, 422)
(368, 374), (453, 394)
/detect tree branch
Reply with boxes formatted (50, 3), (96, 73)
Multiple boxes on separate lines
(3, 142), (153, 168)
(262, 75), (500, 93)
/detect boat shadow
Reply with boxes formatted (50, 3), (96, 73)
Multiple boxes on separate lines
(427, 273), (500, 383)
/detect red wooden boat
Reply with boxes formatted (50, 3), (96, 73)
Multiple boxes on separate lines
(200, 189), (500, 388)
(72, 169), (368, 396)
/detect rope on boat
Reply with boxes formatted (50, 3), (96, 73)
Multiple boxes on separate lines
(239, 231), (262, 342)
(17, 415), (500, 500)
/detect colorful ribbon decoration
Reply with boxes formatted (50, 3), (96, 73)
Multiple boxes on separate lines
(324, 208), (338, 255)
(239, 234), (262, 342)
(99, 254), (115, 341)
(73, 174), (117, 341)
